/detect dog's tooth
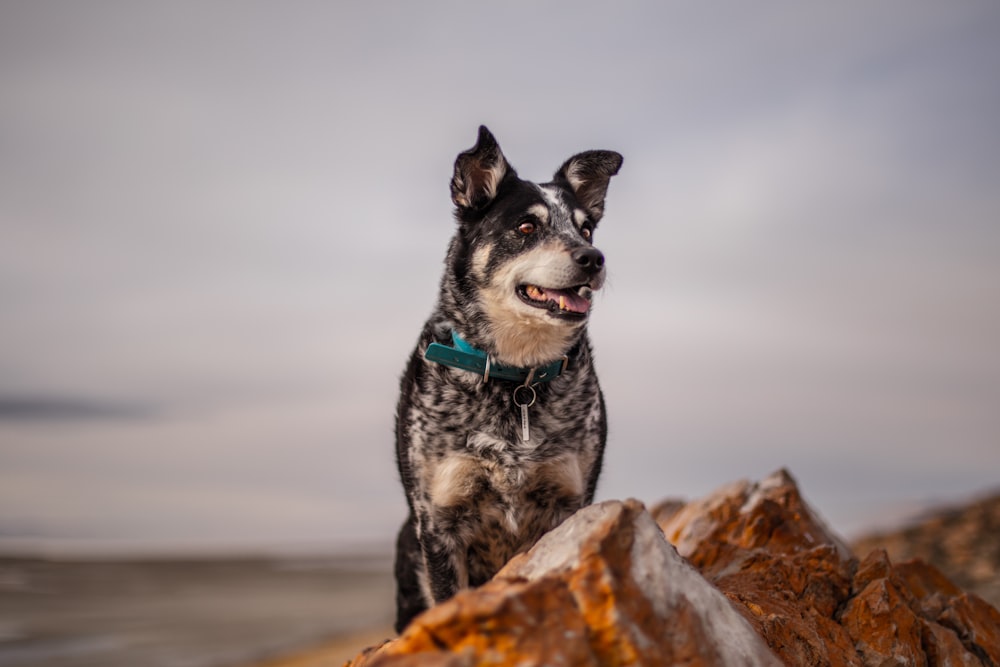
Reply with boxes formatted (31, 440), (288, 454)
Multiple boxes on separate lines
(559, 295), (566, 310)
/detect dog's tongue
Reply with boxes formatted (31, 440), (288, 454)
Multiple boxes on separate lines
(541, 287), (591, 314)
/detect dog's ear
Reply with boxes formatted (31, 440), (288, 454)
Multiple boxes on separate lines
(451, 126), (512, 211)
(554, 150), (623, 222)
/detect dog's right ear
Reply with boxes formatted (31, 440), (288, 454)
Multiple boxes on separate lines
(451, 126), (512, 212)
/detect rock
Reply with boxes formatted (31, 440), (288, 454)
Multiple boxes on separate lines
(937, 595), (1000, 665)
(657, 469), (854, 574)
(350, 499), (780, 667)
(346, 470), (1000, 667)
(656, 469), (1000, 667)
(657, 469), (861, 666)
(840, 574), (926, 666)
(852, 491), (1000, 609)
(921, 618), (984, 667)
(498, 499), (781, 667)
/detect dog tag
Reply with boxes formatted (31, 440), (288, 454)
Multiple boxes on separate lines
(520, 403), (530, 441)
(512, 385), (536, 442)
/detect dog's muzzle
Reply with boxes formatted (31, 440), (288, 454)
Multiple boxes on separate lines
(517, 248), (604, 318)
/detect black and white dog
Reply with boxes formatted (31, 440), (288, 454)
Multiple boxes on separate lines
(393, 126), (622, 632)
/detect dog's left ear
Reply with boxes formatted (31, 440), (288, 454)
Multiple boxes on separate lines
(451, 125), (513, 212)
(555, 151), (624, 222)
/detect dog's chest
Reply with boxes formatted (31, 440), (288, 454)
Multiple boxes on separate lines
(429, 432), (585, 511)
(426, 430), (586, 581)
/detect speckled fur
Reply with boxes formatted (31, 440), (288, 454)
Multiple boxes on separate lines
(393, 126), (622, 632)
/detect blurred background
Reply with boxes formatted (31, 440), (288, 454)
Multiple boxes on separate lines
(2, 1), (999, 665)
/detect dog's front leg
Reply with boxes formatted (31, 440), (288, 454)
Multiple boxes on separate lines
(418, 513), (467, 604)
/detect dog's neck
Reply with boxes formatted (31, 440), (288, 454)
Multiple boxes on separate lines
(424, 330), (571, 384)
(478, 312), (584, 368)
(436, 293), (586, 369)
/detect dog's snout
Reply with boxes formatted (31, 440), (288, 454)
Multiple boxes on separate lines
(571, 246), (605, 274)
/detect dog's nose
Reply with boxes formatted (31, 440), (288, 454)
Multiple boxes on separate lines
(571, 247), (605, 274)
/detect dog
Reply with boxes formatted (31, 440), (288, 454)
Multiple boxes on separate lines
(393, 126), (622, 632)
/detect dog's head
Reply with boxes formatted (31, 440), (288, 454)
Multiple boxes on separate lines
(443, 126), (622, 368)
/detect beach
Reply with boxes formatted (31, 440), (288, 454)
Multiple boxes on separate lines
(0, 555), (394, 667)
(240, 628), (391, 667)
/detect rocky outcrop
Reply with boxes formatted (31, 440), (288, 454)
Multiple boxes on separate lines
(852, 491), (1000, 609)
(347, 470), (1000, 666)
(352, 499), (780, 666)
(656, 469), (1000, 666)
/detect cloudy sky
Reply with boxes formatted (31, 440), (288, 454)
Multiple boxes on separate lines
(1, 2), (998, 554)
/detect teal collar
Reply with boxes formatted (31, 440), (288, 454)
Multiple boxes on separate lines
(424, 331), (568, 384)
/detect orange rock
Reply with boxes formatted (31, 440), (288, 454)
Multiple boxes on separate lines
(499, 499), (781, 666)
(840, 577), (927, 666)
(712, 545), (860, 666)
(349, 499), (780, 667)
(936, 594), (1000, 665)
(921, 619), (984, 667)
(656, 469), (1000, 667)
(657, 469), (853, 578)
(367, 577), (597, 667)
(346, 471), (1000, 667)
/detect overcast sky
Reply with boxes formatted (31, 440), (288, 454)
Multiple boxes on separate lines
(1, 2), (999, 555)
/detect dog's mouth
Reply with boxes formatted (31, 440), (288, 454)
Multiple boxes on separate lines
(516, 284), (595, 319)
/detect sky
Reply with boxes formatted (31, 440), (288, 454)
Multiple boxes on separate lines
(1, 1), (999, 555)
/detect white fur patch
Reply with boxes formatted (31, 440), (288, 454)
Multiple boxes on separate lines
(537, 185), (569, 217)
(538, 454), (585, 500)
(467, 431), (509, 456)
(429, 455), (480, 507)
(537, 184), (586, 238)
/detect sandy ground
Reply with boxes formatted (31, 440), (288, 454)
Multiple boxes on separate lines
(0, 556), (395, 667)
(242, 627), (393, 667)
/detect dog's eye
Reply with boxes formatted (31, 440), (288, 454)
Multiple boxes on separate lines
(581, 227), (593, 241)
(518, 220), (536, 235)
